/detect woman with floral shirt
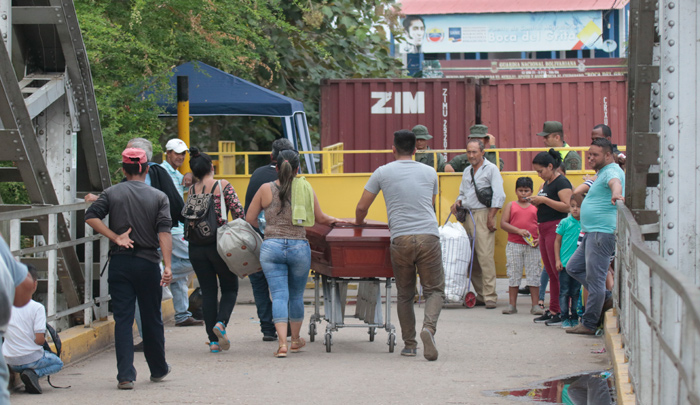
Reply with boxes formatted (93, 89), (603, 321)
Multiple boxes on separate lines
(186, 147), (244, 353)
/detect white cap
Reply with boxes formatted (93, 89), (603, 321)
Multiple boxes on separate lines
(165, 139), (188, 154)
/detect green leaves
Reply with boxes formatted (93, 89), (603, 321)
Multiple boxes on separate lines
(75, 0), (401, 178)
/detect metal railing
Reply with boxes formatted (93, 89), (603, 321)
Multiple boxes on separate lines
(615, 202), (700, 404)
(205, 145), (626, 176)
(0, 202), (110, 327)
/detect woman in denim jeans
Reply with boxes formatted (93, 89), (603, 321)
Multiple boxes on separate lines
(246, 150), (342, 357)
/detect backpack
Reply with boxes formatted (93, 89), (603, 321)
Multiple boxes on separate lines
(217, 218), (264, 278)
(182, 181), (222, 246)
(43, 323), (69, 389)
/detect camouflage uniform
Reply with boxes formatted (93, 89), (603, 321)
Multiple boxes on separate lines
(416, 147), (446, 172)
(559, 142), (582, 171)
(447, 146), (504, 172)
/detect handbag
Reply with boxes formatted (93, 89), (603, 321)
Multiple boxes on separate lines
(214, 182), (263, 278)
(470, 167), (493, 208)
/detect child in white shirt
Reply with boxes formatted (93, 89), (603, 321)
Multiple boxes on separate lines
(3, 265), (63, 394)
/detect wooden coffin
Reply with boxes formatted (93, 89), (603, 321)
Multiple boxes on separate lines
(307, 220), (394, 278)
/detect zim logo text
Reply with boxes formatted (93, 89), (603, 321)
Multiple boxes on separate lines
(371, 91), (425, 114)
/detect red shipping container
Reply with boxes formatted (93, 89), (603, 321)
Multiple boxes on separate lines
(478, 76), (628, 171)
(321, 78), (478, 172)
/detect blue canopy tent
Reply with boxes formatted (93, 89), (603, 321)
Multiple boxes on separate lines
(155, 61), (316, 173)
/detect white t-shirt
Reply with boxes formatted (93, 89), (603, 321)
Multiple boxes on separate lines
(3, 300), (45, 365)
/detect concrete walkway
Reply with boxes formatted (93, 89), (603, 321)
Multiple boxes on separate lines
(10, 279), (612, 404)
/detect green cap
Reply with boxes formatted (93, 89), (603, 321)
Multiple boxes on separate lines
(468, 124), (488, 138)
(537, 121), (563, 136)
(412, 124), (433, 140)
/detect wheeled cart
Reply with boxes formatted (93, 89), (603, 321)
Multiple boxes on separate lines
(306, 221), (396, 353)
(308, 274), (396, 353)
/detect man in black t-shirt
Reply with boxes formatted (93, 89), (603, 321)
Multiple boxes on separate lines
(243, 138), (294, 341)
(86, 148), (173, 390)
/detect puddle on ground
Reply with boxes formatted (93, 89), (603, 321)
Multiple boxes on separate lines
(484, 370), (616, 404)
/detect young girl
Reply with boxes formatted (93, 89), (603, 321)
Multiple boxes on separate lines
(500, 177), (542, 315)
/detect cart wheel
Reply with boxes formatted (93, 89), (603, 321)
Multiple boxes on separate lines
(309, 322), (317, 342)
(464, 291), (477, 308)
(368, 327), (375, 342)
(388, 333), (396, 353)
(324, 333), (332, 353)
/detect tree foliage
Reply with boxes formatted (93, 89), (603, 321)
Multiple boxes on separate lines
(75, 0), (402, 178)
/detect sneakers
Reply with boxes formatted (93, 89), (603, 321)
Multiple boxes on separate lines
(545, 314), (563, 326)
(420, 328), (438, 361)
(400, 347), (417, 357)
(133, 341), (144, 352)
(502, 305), (517, 314)
(117, 381), (134, 390)
(175, 317), (204, 327)
(530, 305), (544, 315)
(570, 319), (580, 327)
(561, 319), (573, 328)
(20, 369), (42, 394)
(150, 364), (171, 382)
(485, 301), (497, 309)
(533, 310), (552, 323)
(566, 324), (596, 335)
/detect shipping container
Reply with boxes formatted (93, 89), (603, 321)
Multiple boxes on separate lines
(321, 78), (478, 172)
(478, 76), (628, 171)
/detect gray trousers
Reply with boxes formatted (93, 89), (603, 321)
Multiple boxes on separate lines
(566, 232), (616, 330)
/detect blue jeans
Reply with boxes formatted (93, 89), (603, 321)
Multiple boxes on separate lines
(170, 233), (194, 323)
(566, 232), (616, 330)
(9, 350), (63, 377)
(539, 267), (549, 302)
(559, 267), (582, 321)
(260, 239), (311, 324)
(248, 271), (275, 336)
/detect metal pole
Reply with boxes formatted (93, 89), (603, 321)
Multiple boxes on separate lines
(177, 76), (191, 175)
(84, 223), (93, 327)
(47, 214), (57, 328)
(9, 218), (20, 259)
(98, 217), (110, 320)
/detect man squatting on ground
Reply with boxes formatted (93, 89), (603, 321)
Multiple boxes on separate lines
(85, 148), (173, 389)
(355, 129), (445, 361)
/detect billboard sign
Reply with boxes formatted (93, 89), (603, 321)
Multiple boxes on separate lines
(398, 11), (604, 54)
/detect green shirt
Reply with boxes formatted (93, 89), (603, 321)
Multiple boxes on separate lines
(416, 147), (446, 172)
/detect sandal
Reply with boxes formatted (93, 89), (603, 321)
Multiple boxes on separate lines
(290, 337), (306, 353)
(209, 342), (220, 353)
(274, 344), (288, 358)
(213, 322), (230, 351)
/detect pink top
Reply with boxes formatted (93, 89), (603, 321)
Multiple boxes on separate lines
(507, 202), (539, 245)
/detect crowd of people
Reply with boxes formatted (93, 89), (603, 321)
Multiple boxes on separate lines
(0, 120), (626, 395)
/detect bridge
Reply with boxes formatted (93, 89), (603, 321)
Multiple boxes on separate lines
(2, 0), (700, 403)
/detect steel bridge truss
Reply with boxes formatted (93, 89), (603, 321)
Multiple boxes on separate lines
(0, 0), (110, 315)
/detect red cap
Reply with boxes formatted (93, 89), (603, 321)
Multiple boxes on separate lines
(122, 148), (148, 172)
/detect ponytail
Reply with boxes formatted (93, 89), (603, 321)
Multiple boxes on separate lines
(276, 149), (300, 213)
(532, 148), (562, 169)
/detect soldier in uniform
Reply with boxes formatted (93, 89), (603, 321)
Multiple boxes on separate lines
(445, 125), (504, 172)
(537, 121), (582, 171)
(413, 124), (445, 171)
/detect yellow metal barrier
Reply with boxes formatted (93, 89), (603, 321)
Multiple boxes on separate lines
(217, 140), (237, 175)
(208, 145), (626, 176)
(322, 142), (344, 174)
